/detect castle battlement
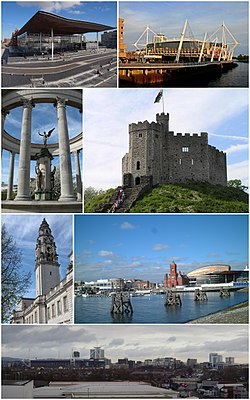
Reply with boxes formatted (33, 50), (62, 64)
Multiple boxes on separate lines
(209, 145), (226, 155)
(129, 120), (160, 132)
(174, 132), (208, 138)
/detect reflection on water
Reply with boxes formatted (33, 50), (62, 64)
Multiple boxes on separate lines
(75, 291), (248, 324)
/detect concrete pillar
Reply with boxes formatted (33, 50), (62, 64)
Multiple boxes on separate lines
(7, 151), (15, 200)
(15, 99), (33, 201)
(56, 98), (75, 201)
(51, 28), (54, 61)
(74, 150), (82, 201)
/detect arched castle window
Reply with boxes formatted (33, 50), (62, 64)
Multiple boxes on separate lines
(136, 161), (140, 170)
(139, 133), (142, 138)
(182, 146), (189, 152)
(135, 177), (141, 185)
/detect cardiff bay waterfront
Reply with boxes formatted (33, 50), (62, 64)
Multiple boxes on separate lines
(75, 289), (248, 324)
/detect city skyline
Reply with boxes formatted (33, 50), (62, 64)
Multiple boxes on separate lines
(120, 1), (248, 54)
(2, 214), (73, 299)
(74, 214), (248, 283)
(2, 325), (248, 363)
(84, 88), (248, 190)
(2, 1), (117, 40)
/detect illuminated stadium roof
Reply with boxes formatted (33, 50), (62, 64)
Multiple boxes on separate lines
(17, 10), (115, 36)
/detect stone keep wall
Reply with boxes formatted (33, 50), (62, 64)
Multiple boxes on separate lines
(122, 113), (227, 187)
(166, 132), (210, 183)
(208, 146), (227, 185)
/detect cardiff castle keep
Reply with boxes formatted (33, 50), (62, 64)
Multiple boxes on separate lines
(122, 112), (227, 187)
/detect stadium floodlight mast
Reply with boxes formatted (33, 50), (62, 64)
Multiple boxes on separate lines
(133, 25), (158, 52)
(207, 21), (239, 61)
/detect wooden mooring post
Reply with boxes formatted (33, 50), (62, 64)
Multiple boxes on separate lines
(110, 292), (133, 315)
(220, 288), (230, 297)
(165, 290), (182, 306)
(194, 289), (208, 302)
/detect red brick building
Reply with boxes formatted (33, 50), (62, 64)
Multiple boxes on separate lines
(164, 261), (190, 288)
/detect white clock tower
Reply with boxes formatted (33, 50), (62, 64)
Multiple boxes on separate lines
(35, 218), (60, 296)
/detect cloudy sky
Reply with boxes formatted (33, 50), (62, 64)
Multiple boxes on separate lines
(84, 88), (248, 190)
(2, 103), (82, 185)
(2, 1), (117, 40)
(2, 324), (248, 363)
(2, 214), (73, 299)
(120, 1), (248, 54)
(75, 214), (248, 282)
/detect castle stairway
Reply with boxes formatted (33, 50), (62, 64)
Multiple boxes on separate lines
(95, 184), (152, 213)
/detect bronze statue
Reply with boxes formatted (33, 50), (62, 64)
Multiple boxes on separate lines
(38, 127), (55, 146)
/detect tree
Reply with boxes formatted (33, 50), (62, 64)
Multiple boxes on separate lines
(227, 179), (248, 192)
(1, 224), (32, 323)
(84, 186), (105, 203)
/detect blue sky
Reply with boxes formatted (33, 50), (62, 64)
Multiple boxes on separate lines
(2, 104), (82, 185)
(120, 1), (248, 54)
(84, 88), (248, 190)
(2, 215), (73, 299)
(74, 214), (248, 282)
(2, 1), (117, 40)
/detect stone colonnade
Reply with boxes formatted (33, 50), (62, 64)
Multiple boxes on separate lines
(2, 97), (82, 202)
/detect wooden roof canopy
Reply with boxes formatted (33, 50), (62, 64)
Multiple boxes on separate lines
(17, 10), (115, 36)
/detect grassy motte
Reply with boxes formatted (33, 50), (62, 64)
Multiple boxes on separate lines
(84, 188), (115, 213)
(130, 182), (248, 213)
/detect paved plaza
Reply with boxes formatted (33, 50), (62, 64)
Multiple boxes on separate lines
(2, 49), (117, 87)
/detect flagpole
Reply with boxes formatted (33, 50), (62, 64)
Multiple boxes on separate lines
(162, 90), (164, 114)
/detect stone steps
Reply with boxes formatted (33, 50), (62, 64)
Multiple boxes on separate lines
(95, 183), (152, 213)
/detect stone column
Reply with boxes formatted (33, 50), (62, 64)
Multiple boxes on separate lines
(56, 98), (75, 201)
(7, 151), (15, 200)
(2, 108), (9, 156)
(74, 150), (82, 201)
(15, 99), (33, 201)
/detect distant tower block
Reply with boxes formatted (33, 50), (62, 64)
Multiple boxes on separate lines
(122, 112), (227, 188)
(110, 292), (133, 315)
(90, 347), (104, 359)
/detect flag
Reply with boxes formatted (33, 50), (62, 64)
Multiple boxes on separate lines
(154, 90), (163, 103)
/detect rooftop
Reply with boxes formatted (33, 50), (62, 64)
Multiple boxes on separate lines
(17, 11), (115, 36)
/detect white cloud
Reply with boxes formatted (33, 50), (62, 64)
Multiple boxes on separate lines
(17, 1), (82, 13)
(225, 143), (249, 155)
(153, 243), (170, 251)
(98, 250), (114, 257)
(120, 222), (135, 230)
(227, 160), (249, 187)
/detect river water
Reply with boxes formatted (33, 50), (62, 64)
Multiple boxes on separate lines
(75, 291), (248, 324)
(120, 62), (248, 88)
(207, 62), (248, 87)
